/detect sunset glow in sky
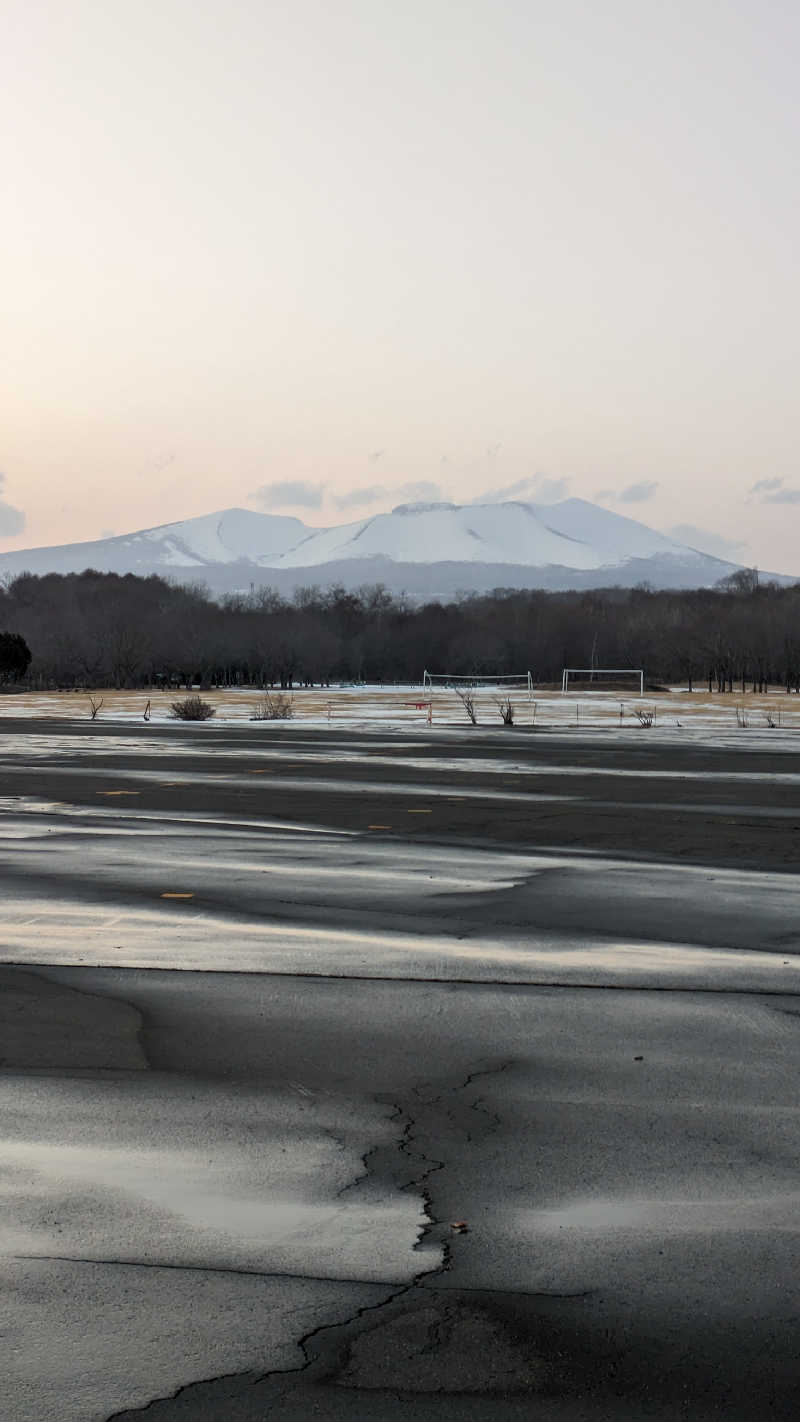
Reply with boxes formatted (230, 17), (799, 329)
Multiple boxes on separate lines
(4, 0), (800, 572)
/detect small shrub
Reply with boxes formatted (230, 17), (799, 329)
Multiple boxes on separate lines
(455, 688), (477, 725)
(88, 695), (104, 720)
(496, 697), (515, 726)
(171, 695), (215, 721)
(634, 707), (654, 728)
(250, 691), (294, 721)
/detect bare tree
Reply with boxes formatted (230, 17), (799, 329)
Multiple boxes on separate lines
(455, 687), (477, 725)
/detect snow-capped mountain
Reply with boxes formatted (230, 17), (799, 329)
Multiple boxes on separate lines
(0, 508), (308, 575)
(274, 499), (686, 570)
(0, 499), (783, 595)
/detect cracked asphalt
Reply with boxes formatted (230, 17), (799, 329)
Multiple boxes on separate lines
(2, 719), (800, 1418)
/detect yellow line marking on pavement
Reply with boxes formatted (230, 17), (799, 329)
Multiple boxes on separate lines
(97, 790), (140, 796)
(368, 824), (392, 830)
(160, 892), (195, 899)
(407, 808), (433, 814)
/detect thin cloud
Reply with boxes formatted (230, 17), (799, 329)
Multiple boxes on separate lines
(333, 479), (447, 513)
(749, 477), (784, 494)
(0, 473), (26, 537)
(251, 480), (325, 510)
(667, 524), (748, 561)
(597, 481), (660, 505)
(749, 476), (800, 504)
(333, 484), (387, 511)
(618, 481), (659, 504)
(395, 480), (445, 502)
(471, 474), (570, 505)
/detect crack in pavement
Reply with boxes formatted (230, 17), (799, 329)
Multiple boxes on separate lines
(11, 1255), (401, 1288)
(104, 1058), (516, 1419)
(16, 1252), (589, 1300)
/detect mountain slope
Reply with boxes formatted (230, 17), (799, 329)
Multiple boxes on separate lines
(0, 508), (309, 576)
(534, 498), (685, 561)
(0, 499), (786, 594)
(274, 500), (614, 569)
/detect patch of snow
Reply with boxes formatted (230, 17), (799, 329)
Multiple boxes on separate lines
(140, 509), (309, 564)
(534, 498), (693, 562)
(275, 502), (608, 569)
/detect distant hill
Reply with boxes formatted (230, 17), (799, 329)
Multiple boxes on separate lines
(0, 498), (789, 595)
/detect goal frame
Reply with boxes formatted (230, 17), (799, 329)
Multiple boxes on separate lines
(561, 668), (644, 695)
(423, 671), (534, 700)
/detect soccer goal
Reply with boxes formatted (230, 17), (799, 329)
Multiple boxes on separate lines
(423, 671), (534, 697)
(561, 668), (644, 694)
(423, 671), (534, 724)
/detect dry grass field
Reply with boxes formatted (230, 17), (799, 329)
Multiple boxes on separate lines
(1, 683), (800, 734)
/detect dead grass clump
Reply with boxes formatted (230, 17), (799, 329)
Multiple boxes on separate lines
(250, 692), (294, 721)
(170, 695), (215, 721)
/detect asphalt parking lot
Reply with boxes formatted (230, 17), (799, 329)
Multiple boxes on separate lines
(2, 719), (800, 1419)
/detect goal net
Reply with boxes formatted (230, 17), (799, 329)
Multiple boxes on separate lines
(561, 668), (644, 694)
(424, 671), (533, 697)
(422, 672), (534, 723)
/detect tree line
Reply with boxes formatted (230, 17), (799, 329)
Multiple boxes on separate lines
(1, 567), (800, 693)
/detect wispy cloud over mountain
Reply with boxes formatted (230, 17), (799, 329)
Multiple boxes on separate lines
(471, 474), (570, 504)
(251, 480), (325, 510)
(332, 480), (446, 512)
(598, 481), (660, 505)
(750, 477), (800, 504)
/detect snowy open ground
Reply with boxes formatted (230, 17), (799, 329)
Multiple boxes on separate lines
(2, 715), (800, 1419)
(4, 681), (800, 741)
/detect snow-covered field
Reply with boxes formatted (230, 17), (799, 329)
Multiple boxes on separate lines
(3, 683), (800, 742)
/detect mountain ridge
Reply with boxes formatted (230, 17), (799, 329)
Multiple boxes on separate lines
(0, 499), (789, 596)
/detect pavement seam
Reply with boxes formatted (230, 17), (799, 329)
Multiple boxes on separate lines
(101, 1058), (514, 1418)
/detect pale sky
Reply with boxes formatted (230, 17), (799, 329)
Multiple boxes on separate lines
(3, 0), (800, 571)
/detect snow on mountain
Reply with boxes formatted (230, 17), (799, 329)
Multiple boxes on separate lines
(0, 509), (309, 576)
(0, 498), (775, 594)
(132, 508), (308, 565)
(275, 498), (686, 570)
(533, 498), (685, 562)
